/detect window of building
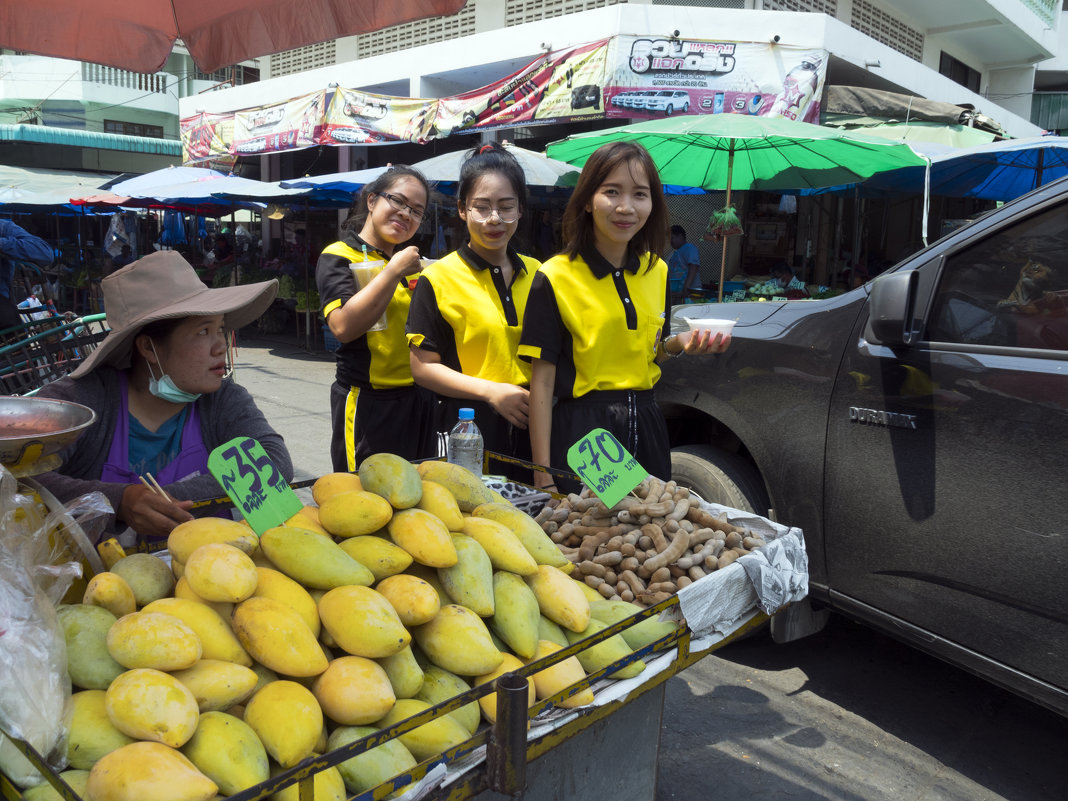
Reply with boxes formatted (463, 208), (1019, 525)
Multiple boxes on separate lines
(939, 52), (981, 93)
(104, 120), (164, 138)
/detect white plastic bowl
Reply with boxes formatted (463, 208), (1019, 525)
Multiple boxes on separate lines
(683, 318), (736, 338)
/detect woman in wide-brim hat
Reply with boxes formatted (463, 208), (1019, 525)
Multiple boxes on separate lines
(35, 251), (293, 543)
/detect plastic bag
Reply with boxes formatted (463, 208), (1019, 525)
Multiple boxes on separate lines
(703, 205), (743, 242)
(0, 465), (111, 788)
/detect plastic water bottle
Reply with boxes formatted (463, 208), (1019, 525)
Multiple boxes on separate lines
(447, 408), (484, 476)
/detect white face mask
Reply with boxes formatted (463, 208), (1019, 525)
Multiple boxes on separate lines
(147, 340), (201, 404)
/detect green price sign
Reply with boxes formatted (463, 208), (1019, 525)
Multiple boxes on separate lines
(565, 428), (648, 509)
(208, 437), (303, 534)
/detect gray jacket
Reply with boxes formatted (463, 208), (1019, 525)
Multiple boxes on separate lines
(34, 367), (294, 528)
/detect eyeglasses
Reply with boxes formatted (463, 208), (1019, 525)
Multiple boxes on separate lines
(466, 204), (520, 224)
(378, 192), (425, 220)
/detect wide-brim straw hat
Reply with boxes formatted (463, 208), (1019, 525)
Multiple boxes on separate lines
(71, 251), (277, 378)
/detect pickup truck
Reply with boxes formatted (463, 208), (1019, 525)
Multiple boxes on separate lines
(658, 178), (1068, 717)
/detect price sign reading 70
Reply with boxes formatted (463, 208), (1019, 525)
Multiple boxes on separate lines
(208, 437), (303, 534)
(566, 428), (648, 509)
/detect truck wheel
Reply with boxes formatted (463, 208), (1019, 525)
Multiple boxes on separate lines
(670, 445), (769, 515)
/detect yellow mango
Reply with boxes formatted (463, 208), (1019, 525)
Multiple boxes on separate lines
(538, 615), (569, 648)
(374, 574), (440, 627)
(143, 597), (251, 666)
(416, 480), (464, 530)
(573, 575), (605, 604)
(339, 536), (413, 582)
(318, 490), (394, 539)
(183, 543), (259, 603)
(109, 553), (174, 606)
(244, 680), (323, 768)
(66, 690), (135, 770)
(86, 741), (216, 801)
(415, 460), (494, 512)
(167, 517), (259, 564)
(171, 556), (185, 579)
(412, 604), (503, 677)
(312, 471), (363, 504)
(23, 770), (89, 801)
(359, 452), (423, 509)
(231, 596), (328, 677)
(489, 571), (541, 659)
(525, 565), (591, 633)
(414, 666), (480, 736)
(105, 610), (202, 671)
(251, 566), (320, 637)
(269, 763), (346, 801)
(311, 655), (396, 725)
(589, 599), (682, 651)
(472, 502), (572, 570)
(105, 668), (200, 747)
(56, 604), (124, 690)
(460, 517), (538, 576)
(374, 699), (470, 762)
(249, 662), (279, 695)
(173, 576), (233, 618)
(171, 660), (259, 711)
(376, 645), (424, 699)
(180, 711), (269, 796)
(437, 534), (494, 616)
(318, 585), (410, 658)
(285, 505), (331, 537)
(402, 563), (451, 608)
(260, 526), (374, 588)
(474, 653), (534, 724)
(386, 508), (457, 568)
(563, 617), (646, 679)
(527, 640), (594, 709)
(82, 572), (136, 617)
(328, 725), (417, 797)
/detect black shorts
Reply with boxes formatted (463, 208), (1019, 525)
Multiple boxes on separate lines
(437, 396), (533, 483)
(329, 382), (438, 472)
(551, 389), (670, 493)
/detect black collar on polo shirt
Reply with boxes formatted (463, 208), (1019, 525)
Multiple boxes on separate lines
(343, 231), (390, 261)
(581, 244), (641, 279)
(457, 243), (527, 277)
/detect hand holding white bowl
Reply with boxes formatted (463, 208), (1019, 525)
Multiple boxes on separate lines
(679, 318), (735, 355)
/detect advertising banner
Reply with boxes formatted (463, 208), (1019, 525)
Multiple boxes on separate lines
(230, 90), (327, 156)
(180, 111), (235, 164)
(606, 37), (827, 123)
(322, 89), (443, 145)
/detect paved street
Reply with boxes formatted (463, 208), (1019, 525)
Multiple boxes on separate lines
(232, 331), (1068, 801)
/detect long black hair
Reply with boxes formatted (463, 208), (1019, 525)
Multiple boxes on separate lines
(456, 142), (528, 213)
(560, 141), (667, 264)
(341, 165), (430, 236)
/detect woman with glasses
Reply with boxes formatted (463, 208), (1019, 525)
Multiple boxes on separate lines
(406, 143), (539, 477)
(518, 142), (730, 493)
(316, 166), (438, 471)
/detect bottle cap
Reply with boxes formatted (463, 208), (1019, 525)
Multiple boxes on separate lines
(458, 408), (474, 420)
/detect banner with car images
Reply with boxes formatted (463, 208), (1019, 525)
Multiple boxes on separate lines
(179, 36), (828, 162)
(606, 37), (827, 123)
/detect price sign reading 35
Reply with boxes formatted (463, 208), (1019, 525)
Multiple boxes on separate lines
(566, 428), (648, 509)
(208, 437), (303, 534)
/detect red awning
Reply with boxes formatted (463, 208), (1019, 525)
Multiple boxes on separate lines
(0, 0), (469, 73)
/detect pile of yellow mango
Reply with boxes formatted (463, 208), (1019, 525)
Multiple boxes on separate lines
(43, 455), (677, 801)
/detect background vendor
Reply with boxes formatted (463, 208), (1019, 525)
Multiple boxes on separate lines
(34, 251), (292, 543)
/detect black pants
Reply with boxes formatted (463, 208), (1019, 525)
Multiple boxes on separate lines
(329, 382), (438, 472)
(437, 397), (533, 483)
(551, 389), (670, 494)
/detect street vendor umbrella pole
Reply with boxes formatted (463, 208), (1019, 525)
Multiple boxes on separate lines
(718, 147), (735, 303)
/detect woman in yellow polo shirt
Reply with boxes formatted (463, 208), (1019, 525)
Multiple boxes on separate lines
(518, 142), (729, 491)
(407, 143), (540, 476)
(316, 165), (437, 471)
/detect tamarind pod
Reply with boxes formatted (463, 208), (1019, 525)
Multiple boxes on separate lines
(584, 575), (605, 588)
(579, 561), (606, 578)
(673, 487), (691, 503)
(650, 516), (667, 528)
(641, 523), (668, 552)
(564, 536), (581, 548)
(574, 497), (603, 513)
(643, 529), (690, 572)
(638, 501), (672, 517)
(646, 581), (678, 594)
(567, 511), (583, 523)
(603, 569), (617, 585)
(610, 496), (640, 513)
(644, 477), (665, 501)
(578, 487), (594, 499)
(663, 519), (680, 533)
(687, 566), (707, 581)
(718, 550), (739, 570)
(685, 506), (744, 535)
(619, 556), (640, 573)
(638, 514), (651, 525)
(550, 529), (568, 544)
(597, 582), (616, 599)
(620, 542), (636, 558)
(668, 564), (686, 579)
(636, 564), (652, 581)
(743, 536), (767, 550)
(703, 555), (719, 571)
(637, 590), (672, 606)
(576, 525), (624, 562)
(568, 493), (583, 505)
(618, 523), (640, 535)
(725, 531), (743, 549)
(676, 576), (692, 589)
(650, 566), (672, 584)
(679, 520), (694, 533)
(617, 510), (635, 524)
(604, 535), (624, 551)
(663, 480), (678, 496)
(676, 556), (694, 570)
(534, 506), (553, 524)
(619, 569), (646, 597)
(620, 590), (634, 603)
(667, 497), (691, 521)
(545, 497), (561, 508)
(549, 508), (570, 524)
(592, 551), (623, 566)
(637, 535), (653, 550)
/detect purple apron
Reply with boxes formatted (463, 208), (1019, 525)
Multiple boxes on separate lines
(101, 373), (226, 541)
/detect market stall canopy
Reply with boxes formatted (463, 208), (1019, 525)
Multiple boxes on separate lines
(0, 164), (116, 209)
(823, 86), (1007, 138)
(412, 142), (580, 189)
(107, 166), (227, 196)
(821, 120), (998, 149)
(546, 113), (928, 192)
(279, 167), (389, 203)
(105, 170), (314, 209)
(0, 0), (469, 73)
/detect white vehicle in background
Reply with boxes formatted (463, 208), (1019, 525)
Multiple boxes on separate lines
(643, 90), (691, 115)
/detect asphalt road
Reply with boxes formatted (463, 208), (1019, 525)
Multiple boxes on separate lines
(234, 331), (1068, 801)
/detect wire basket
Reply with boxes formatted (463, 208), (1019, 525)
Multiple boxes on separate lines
(0, 314), (109, 396)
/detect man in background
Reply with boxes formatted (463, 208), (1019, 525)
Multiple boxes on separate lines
(1, 218), (53, 329)
(668, 225), (701, 304)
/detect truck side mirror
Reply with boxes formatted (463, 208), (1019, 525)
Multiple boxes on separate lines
(868, 270), (918, 346)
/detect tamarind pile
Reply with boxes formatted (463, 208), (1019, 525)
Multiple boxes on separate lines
(533, 477), (767, 607)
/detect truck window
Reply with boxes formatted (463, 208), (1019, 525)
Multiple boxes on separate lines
(925, 204), (1068, 351)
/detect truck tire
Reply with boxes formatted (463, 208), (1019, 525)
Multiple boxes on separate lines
(670, 445), (769, 515)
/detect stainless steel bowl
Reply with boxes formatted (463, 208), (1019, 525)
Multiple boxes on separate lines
(0, 396), (97, 470)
